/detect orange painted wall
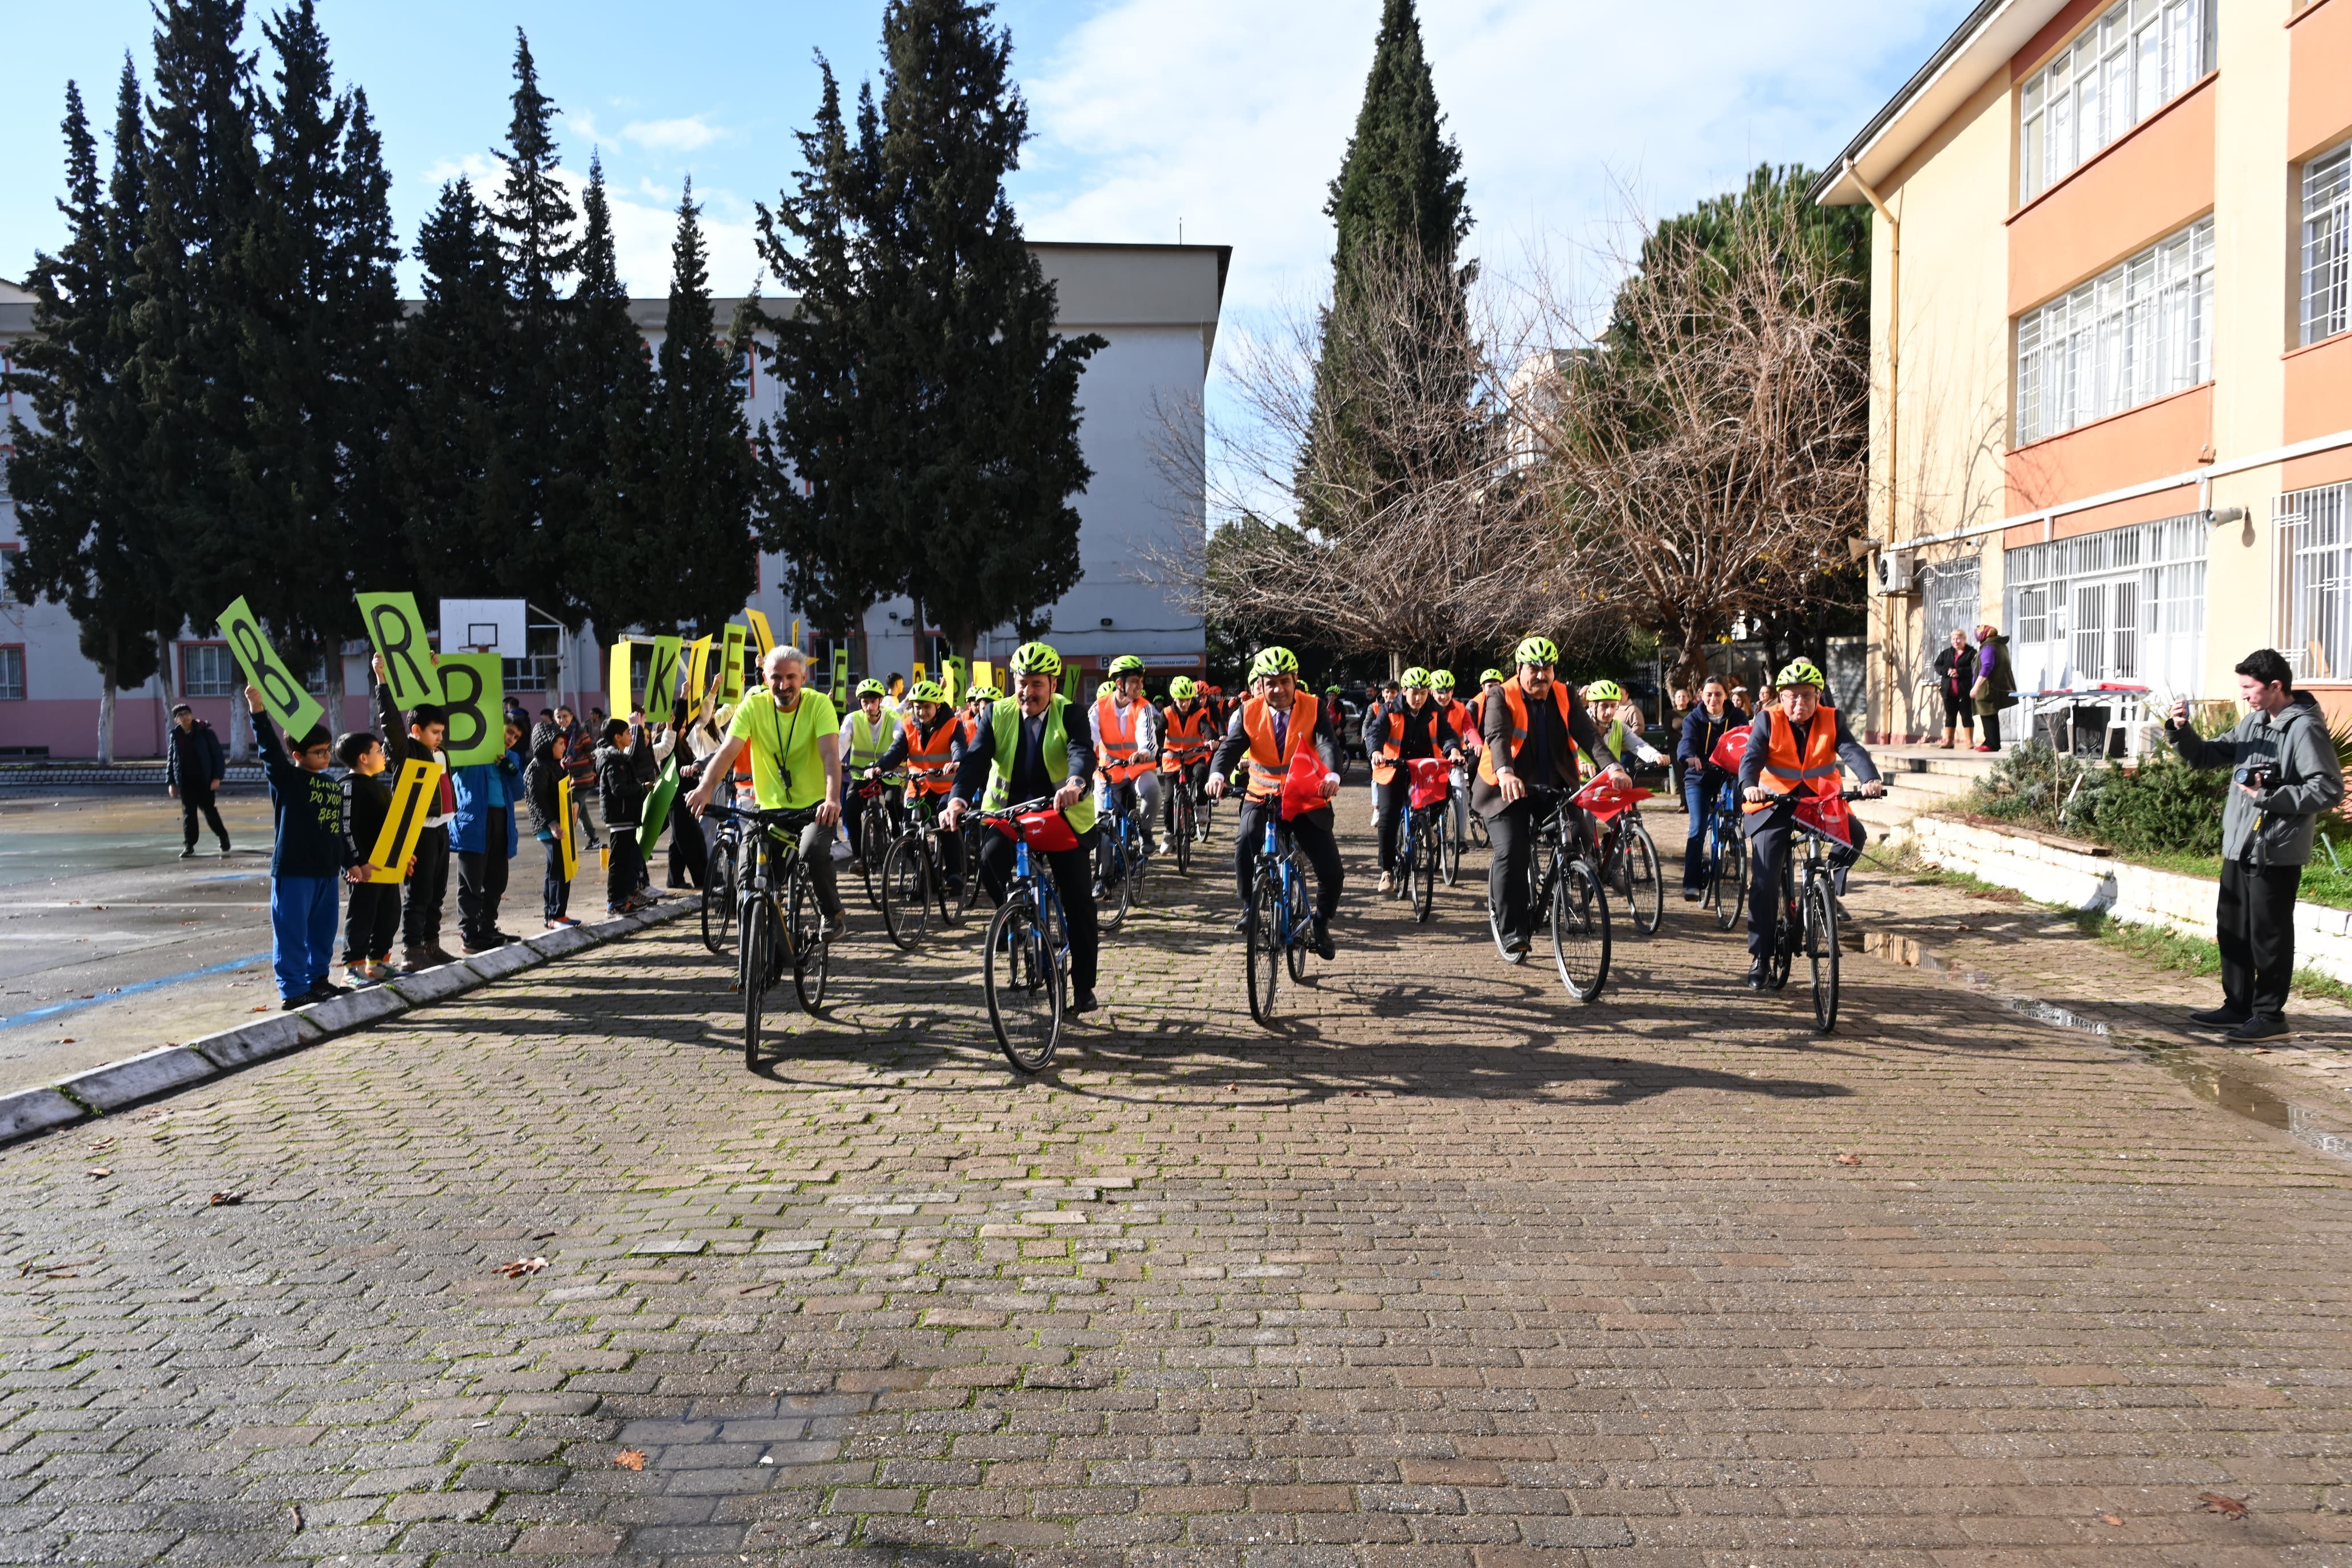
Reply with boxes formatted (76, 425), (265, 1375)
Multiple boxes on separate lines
(1999, 481), (2204, 548)
(2285, 335), (2352, 444)
(2007, 76), (2216, 314)
(2006, 382), (2212, 512)
(2013, 0), (2115, 79)
(2289, 0), (2352, 161)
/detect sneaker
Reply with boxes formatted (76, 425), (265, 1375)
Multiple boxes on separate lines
(1311, 920), (1336, 962)
(1683, 888), (1702, 903)
(2187, 1007), (2249, 1030)
(460, 938), (502, 956)
(1068, 988), (1101, 1016)
(368, 959), (403, 981)
(1232, 914), (1251, 934)
(1378, 871), (1395, 894)
(1746, 957), (1769, 991)
(546, 917), (581, 930)
(1974, 744), (1996, 753)
(218, 839), (232, 855)
(305, 981), (352, 1001)
(402, 945), (438, 972)
(2226, 1016), (2292, 1043)
(342, 965), (376, 989)
(279, 993), (312, 1011)
(178, 847), (196, 860)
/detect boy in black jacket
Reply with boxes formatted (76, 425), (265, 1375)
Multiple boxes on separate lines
(246, 685), (352, 1009)
(524, 721), (578, 929)
(595, 719), (647, 916)
(337, 732), (402, 985)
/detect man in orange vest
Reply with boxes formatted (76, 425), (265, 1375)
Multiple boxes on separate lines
(1736, 658), (1883, 989)
(1472, 636), (1626, 958)
(1159, 676), (1217, 845)
(1207, 646), (1342, 959)
(1091, 655), (1164, 860)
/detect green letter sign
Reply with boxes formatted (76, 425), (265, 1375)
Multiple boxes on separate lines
(355, 591), (443, 707)
(217, 597), (325, 741)
(436, 652), (505, 766)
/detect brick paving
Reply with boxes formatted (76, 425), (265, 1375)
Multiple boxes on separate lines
(6, 795), (2352, 1566)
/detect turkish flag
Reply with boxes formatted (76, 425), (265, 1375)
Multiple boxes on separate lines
(1793, 791), (1855, 846)
(1280, 749), (1333, 820)
(1572, 775), (1652, 823)
(1707, 730), (1748, 774)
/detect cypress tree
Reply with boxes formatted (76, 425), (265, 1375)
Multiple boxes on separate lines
(5, 77), (166, 762)
(393, 177), (508, 598)
(329, 85), (405, 603)
(565, 152), (656, 640)
(1299, 0), (1472, 530)
(643, 177), (754, 635)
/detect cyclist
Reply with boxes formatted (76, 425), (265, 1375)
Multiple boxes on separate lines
(1473, 636), (1628, 957)
(1583, 680), (1667, 771)
(1469, 668), (1505, 736)
(1159, 676), (1217, 844)
(1737, 658), (1884, 989)
(1207, 646), (1341, 959)
(961, 684), (998, 749)
(1091, 655), (1164, 858)
(873, 679), (965, 891)
(941, 642), (1102, 1016)
(1430, 671), (1476, 851)
(1366, 667), (1459, 893)
(1676, 675), (1749, 902)
(839, 678), (904, 867)
(683, 644), (847, 930)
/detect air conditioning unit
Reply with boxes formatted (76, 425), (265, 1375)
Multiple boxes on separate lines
(1872, 547), (1917, 597)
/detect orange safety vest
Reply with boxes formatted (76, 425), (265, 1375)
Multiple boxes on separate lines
(1742, 705), (1841, 815)
(1437, 696), (1475, 753)
(904, 713), (958, 798)
(1093, 695), (1154, 783)
(1371, 700), (1448, 785)
(1160, 703), (1215, 771)
(1241, 692), (1325, 807)
(1476, 681), (1578, 789)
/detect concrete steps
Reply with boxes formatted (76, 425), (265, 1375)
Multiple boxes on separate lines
(1855, 744), (2004, 840)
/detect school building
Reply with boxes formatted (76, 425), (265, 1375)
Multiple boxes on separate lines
(1814, 0), (2352, 740)
(0, 240), (1226, 758)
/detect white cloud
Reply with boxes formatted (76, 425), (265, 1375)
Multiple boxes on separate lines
(622, 115), (726, 154)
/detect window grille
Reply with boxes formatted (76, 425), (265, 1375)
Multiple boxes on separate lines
(2019, 0), (2214, 203)
(2279, 482), (2352, 682)
(0, 647), (22, 702)
(2015, 218), (2212, 446)
(181, 643), (238, 698)
(2304, 142), (2350, 347)
(2004, 512), (2205, 692)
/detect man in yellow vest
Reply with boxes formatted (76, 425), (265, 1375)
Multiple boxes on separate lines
(839, 678), (904, 868)
(942, 643), (1103, 1015)
(1736, 658), (1883, 989)
(1472, 636), (1626, 959)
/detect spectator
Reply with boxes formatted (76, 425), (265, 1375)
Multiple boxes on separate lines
(595, 718), (650, 916)
(2166, 649), (2346, 1042)
(523, 720), (578, 930)
(1971, 621), (2017, 752)
(373, 654), (455, 970)
(451, 715), (525, 952)
(335, 729), (401, 986)
(557, 704), (602, 850)
(1933, 628), (1976, 749)
(243, 685), (349, 1010)
(165, 702), (231, 859)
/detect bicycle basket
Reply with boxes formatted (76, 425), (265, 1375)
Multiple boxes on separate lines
(1571, 774), (1651, 823)
(1706, 730), (1748, 774)
(997, 807), (1081, 853)
(1406, 756), (1451, 810)
(1791, 791), (1854, 846)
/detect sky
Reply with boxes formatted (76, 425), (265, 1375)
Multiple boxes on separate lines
(4, 0), (1973, 340)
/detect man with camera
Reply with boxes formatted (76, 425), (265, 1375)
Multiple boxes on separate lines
(2166, 649), (2345, 1042)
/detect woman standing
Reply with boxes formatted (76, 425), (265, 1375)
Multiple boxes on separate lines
(1933, 627), (1976, 749)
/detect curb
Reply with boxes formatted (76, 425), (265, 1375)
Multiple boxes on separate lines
(0, 900), (697, 1149)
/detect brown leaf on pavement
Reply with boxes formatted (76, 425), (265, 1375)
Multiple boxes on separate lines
(2098, 1513), (2124, 1526)
(614, 1449), (646, 1471)
(86, 1168), (111, 1179)
(208, 1190), (243, 1206)
(496, 1256), (548, 1278)
(2198, 1493), (2249, 1518)
(1835, 1153), (1862, 1166)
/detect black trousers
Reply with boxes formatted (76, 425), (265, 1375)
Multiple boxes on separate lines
(1374, 767), (1443, 870)
(606, 832), (645, 911)
(667, 813), (708, 889)
(1160, 762), (1208, 831)
(1744, 805), (1868, 957)
(402, 830), (451, 950)
(456, 809), (511, 942)
(844, 789), (904, 862)
(2218, 859), (2300, 1023)
(541, 838), (571, 922)
(180, 786), (228, 850)
(975, 824), (1100, 993)
(1941, 691), (1975, 732)
(1233, 798), (1343, 922)
(1981, 707), (2003, 749)
(342, 880), (400, 963)
(1486, 800), (1541, 941)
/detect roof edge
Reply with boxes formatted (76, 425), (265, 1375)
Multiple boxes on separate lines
(1809, 0), (2053, 206)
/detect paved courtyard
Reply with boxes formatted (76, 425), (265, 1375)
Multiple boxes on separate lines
(6, 797), (2352, 1566)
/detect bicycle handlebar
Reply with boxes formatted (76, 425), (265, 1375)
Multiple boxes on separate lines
(701, 802), (819, 827)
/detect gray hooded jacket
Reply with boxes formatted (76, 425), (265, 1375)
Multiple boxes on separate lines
(2168, 691), (2345, 867)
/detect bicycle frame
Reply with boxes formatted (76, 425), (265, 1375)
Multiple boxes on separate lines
(1259, 815), (1304, 947)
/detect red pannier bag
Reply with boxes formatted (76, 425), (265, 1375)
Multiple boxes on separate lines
(993, 807), (1081, 853)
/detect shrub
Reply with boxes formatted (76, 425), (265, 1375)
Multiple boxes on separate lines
(2087, 749), (2225, 858)
(1964, 740), (2094, 832)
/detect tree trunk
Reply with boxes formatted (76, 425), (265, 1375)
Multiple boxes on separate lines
(96, 671), (117, 767)
(228, 692), (251, 762)
(324, 634), (349, 733)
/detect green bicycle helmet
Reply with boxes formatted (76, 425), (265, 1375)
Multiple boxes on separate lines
(1097, 680), (1117, 699)
(1583, 678), (1625, 703)
(1168, 676), (1198, 701)
(1108, 654), (1146, 677)
(1400, 666), (1431, 689)
(969, 684), (1001, 702)
(1776, 657), (1826, 689)
(854, 678), (885, 699)
(1479, 668), (1505, 685)
(1430, 670), (1456, 692)
(1514, 635), (1560, 668)
(909, 680), (945, 704)
(1008, 641), (1061, 678)
(1248, 646), (1300, 680)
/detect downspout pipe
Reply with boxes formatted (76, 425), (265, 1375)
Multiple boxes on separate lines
(1844, 156), (1902, 740)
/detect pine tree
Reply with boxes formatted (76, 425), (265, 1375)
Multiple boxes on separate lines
(5, 77), (166, 762)
(854, 0), (1101, 658)
(1300, 0), (1472, 532)
(565, 152), (656, 639)
(642, 177), (754, 636)
(393, 178), (507, 599)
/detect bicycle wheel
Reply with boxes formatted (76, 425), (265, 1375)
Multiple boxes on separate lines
(1244, 869), (1281, 1025)
(984, 895), (1061, 1072)
(1412, 819), (1438, 924)
(702, 839), (737, 954)
(1441, 813), (1461, 887)
(1125, 811), (1149, 909)
(1551, 858), (1611, 1003)
(1767, 864), (1796, 991)
(1284, 858), (1313, 982)
(741, 897), (770, 1070)
(933, 840), (963, 929)
(789, 864), (830, 1012)
(959, 824), (987, 915)
(880, 834), (929, 952)
(1171, 789), (1193, 875)
(1621, 822), (1664, 936)
(1096, 828), (1133, 933)
(1804, 876), (1840, 1033)
(859, 806), (891, 908)
(1710, 820), (1747, 933)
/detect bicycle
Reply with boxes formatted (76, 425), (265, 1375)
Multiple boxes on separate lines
(1091, 779), (1150, 932)
(1595, 794), (1665, 937)
(700, 808), (744, 955)
(1244, 808), (1318, 1026)
(972, 796), (1076, 1075)
(1485, 785), (1610, 1002)
(1388, 756), (1451, 924)
(1700, 773), (1747, 933)
(850, 776), (899, 908)
(1163, 757), (1209, 875)
(879, 767), (966, 950)
(704, 803), (832, 1068)
(1441, 764), (1469, 887)
(1757, 789), (1865, 1034)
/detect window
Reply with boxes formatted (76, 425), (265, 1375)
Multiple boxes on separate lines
(181, 643), (238, 697)
(2280, 481), (2352, 681)
(2304, 142), (2350, 347)
(1921, 556), (1982, 662)
(2005, 513), (2206, 692)
(732, 345), (753, 401)
(0, 646), (22, 701)
(2019, 0), (2215, 203)
(2015, 217), (2212, 445)
(0, 542), (18, 606)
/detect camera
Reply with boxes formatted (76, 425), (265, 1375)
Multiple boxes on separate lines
(2235, 763), (2275, 790)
